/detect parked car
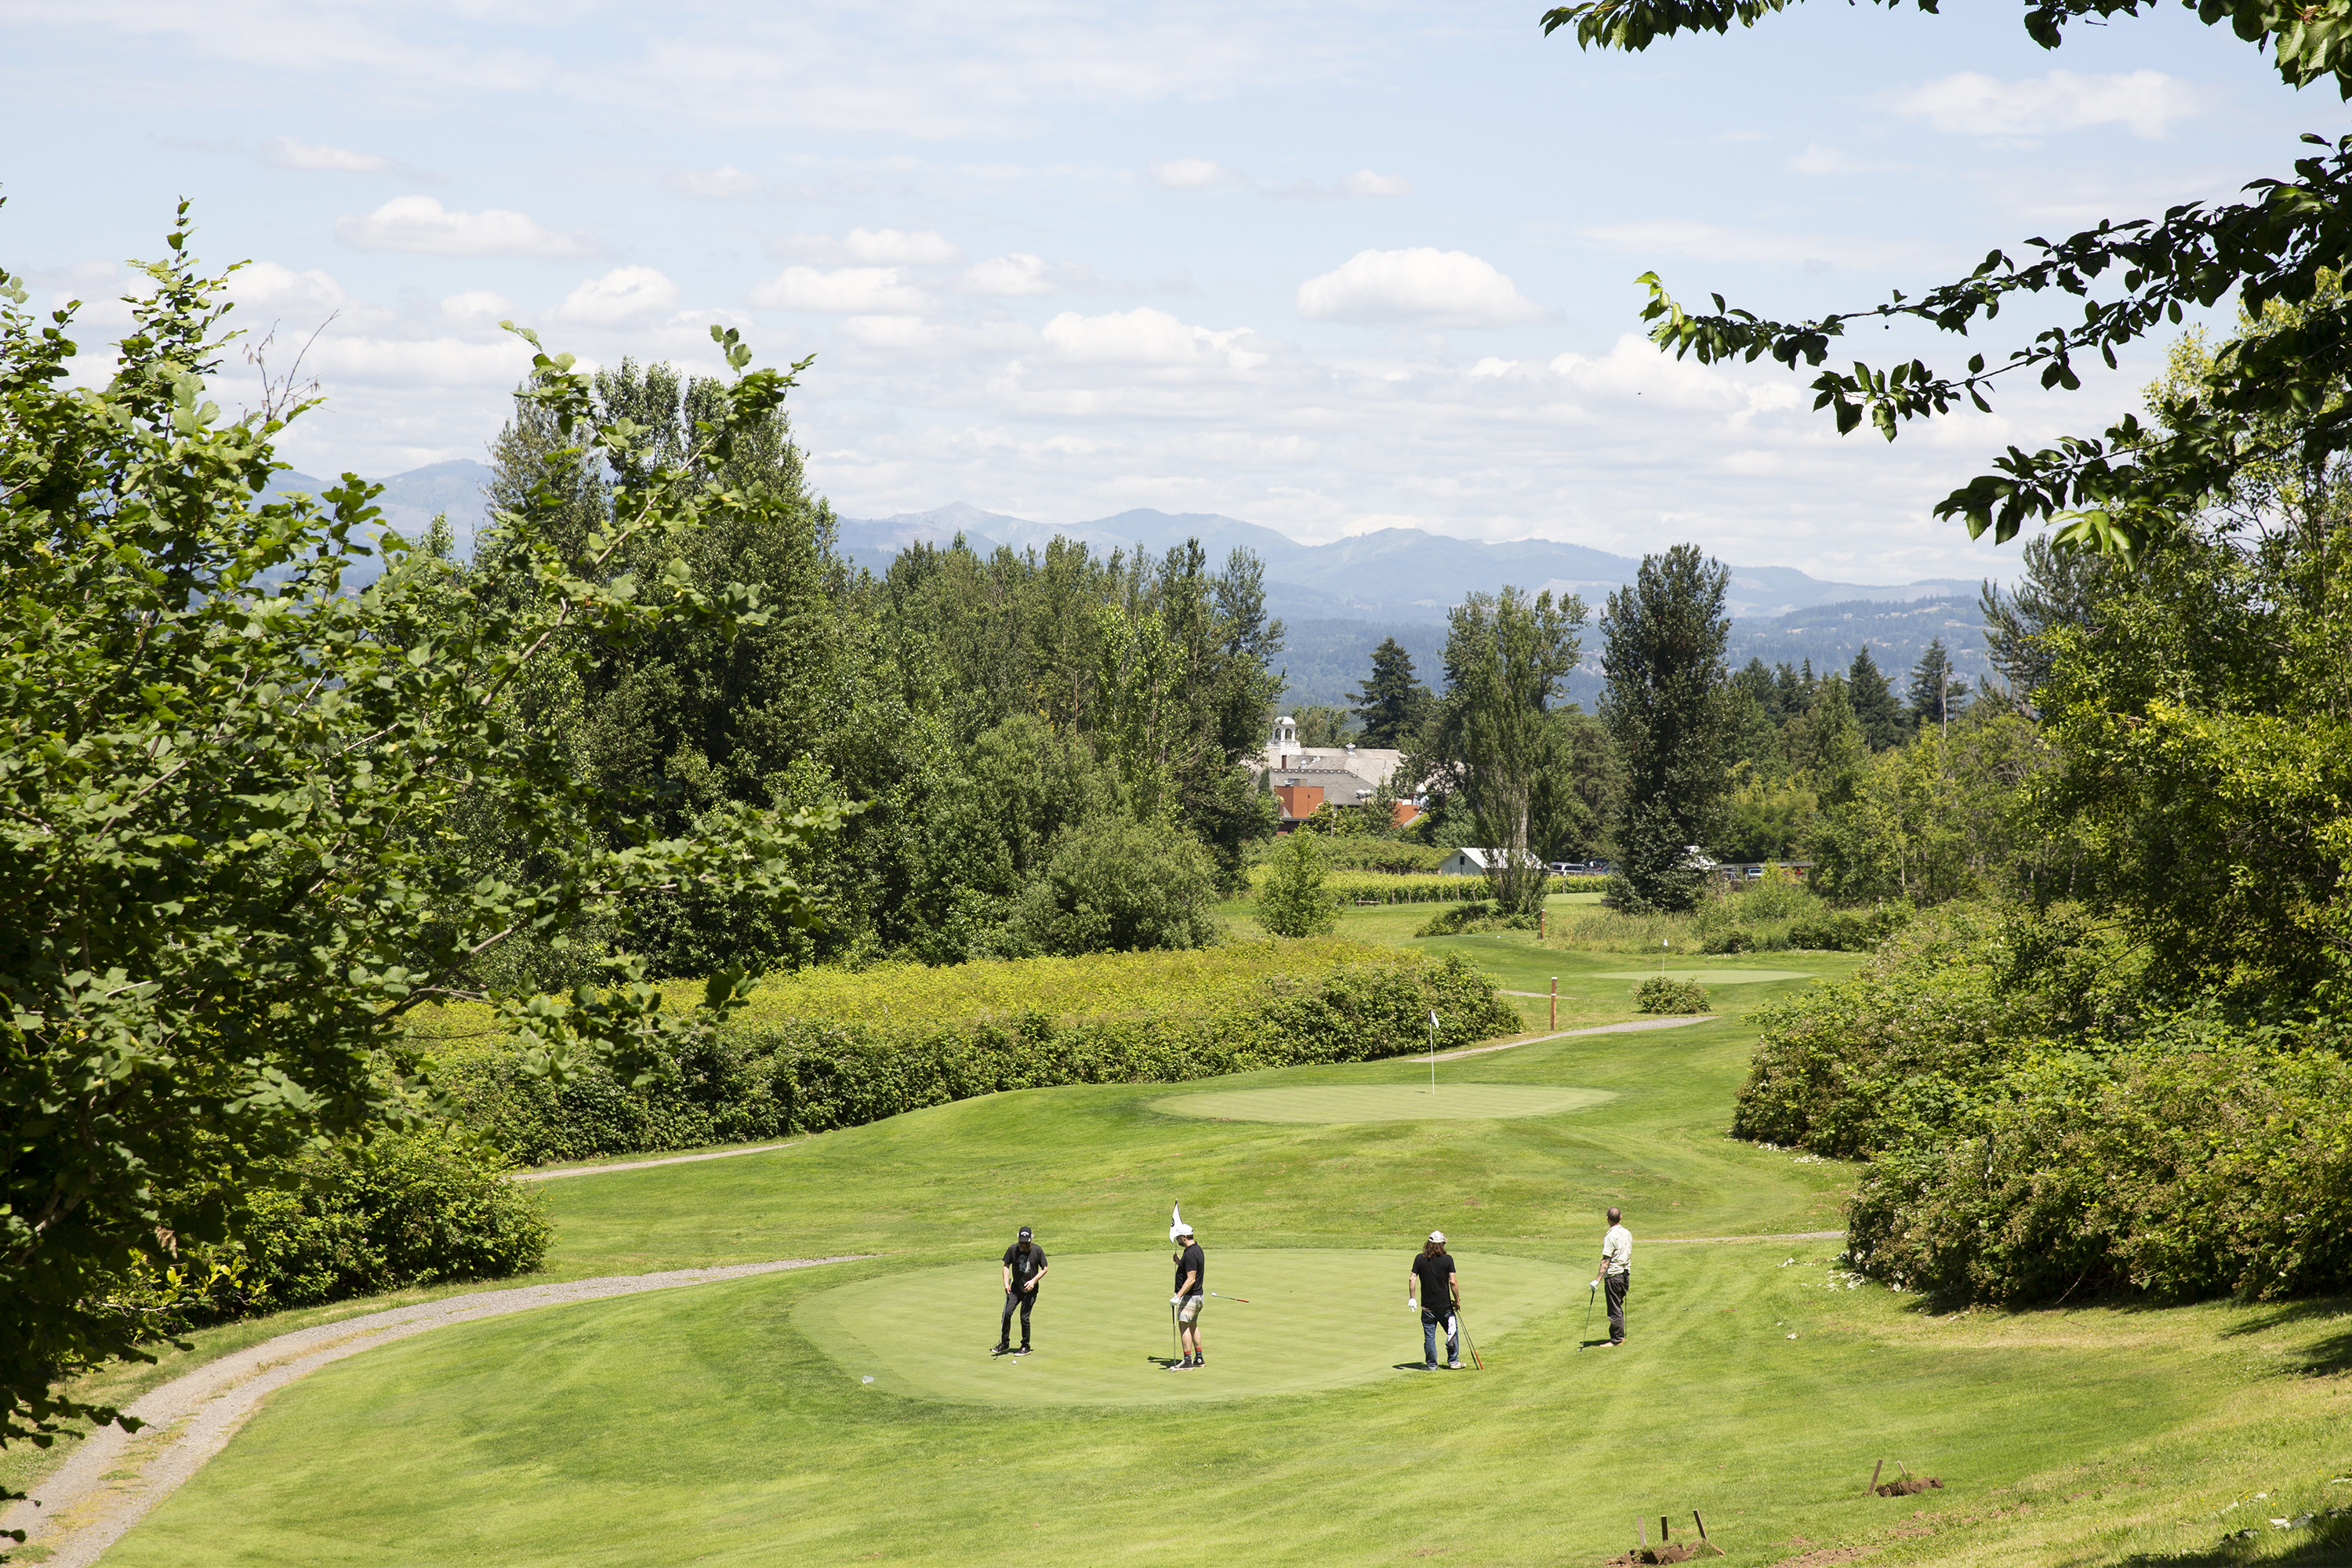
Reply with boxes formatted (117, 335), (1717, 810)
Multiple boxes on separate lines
(1744, 865), (1765, 880)
(1548, 861), (1574, 875)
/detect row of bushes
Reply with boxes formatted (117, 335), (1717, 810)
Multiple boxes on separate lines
(1733, 904), (2352, 1305)
(1542, 876), (1907, 955)
(431, 951), (1519, 1165)
(110, 1126), (550, 1335)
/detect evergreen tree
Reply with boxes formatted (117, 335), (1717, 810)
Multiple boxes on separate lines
(1847, 647), (1910, 750)
(1906, 638), (1969, 734)
(1350, 636), (1434, 749)
(1979, 535), (2110, 709)
(1599, 544), (1733, 911)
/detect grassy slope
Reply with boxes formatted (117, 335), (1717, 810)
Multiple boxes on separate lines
(92, 946), (2352, 1566)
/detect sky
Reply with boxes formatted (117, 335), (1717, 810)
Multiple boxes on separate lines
(3, 0), (2340, 583)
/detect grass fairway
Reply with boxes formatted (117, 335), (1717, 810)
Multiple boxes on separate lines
(87, 954), (2352, 1567)
(1152, 1083), (1615, 1122)
(798, 1249), (1572, 1405)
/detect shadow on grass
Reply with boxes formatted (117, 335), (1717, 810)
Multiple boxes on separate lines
(2212, 1295), (2352, 1377)
(2110, 1519), (2352, 1566)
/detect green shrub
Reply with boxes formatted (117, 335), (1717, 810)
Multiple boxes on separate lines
(111, 1126), (550, 1334)
(1634, 975), (1710, 1014)
(1257, 833), (1341, 938)
(1847, 1025), (2352, 1306)
(1007, 815), (1221, 955)
(431, 952), (1519, 1163)
(1730, 902), (2352, 1307)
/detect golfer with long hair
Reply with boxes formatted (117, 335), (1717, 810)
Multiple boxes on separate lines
(993, 1225), (1047, 1356)
(1597, 1207), (1632, 1348)
(1407, 1231), (1462, 1370)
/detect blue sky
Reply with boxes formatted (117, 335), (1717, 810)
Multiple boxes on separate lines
(3, 0), (2337, 581)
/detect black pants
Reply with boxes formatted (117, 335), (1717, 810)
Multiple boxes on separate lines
(1604, 1270), (1630, 1344)
(1000, 1287), (1039, 1345)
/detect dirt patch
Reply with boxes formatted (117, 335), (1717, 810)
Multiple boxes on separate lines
(1601, 1545), (1722, 1565)
(1875, 1476), (1944, 1497)
(1780, 1550), (1875, 1567)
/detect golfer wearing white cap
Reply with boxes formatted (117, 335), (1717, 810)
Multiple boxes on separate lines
(1406, 1232), (1462, 1370)
(1170, 1219), (1207, 1370)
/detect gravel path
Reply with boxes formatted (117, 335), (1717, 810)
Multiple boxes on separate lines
(513, 1140), (801, 1181)
(1429, 1014), (1716, 1060)
(0, 1256), (866, 1568)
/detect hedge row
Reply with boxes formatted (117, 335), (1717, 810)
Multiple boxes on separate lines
(1733, 903), (2352, 1305)
(433, 952), (1520, 1165)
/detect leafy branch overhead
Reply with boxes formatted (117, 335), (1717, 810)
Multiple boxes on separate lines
(0, 207), (837, 1486)
(1541, 0), (2352, 557)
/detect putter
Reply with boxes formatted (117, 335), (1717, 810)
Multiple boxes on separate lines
(1170, 1299), (1181, 1366)
(1576, 1280), (1596, 1350)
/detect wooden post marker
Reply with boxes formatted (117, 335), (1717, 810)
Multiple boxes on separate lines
(1865, 1459), (1884, 1497)
(1693, 1509), (1711, 1544)
(1549, 976), (1557, 1030)
(1660, 1514), (1671, 1543)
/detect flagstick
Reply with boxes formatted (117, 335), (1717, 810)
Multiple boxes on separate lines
(1428, 1010), (1438, 1094)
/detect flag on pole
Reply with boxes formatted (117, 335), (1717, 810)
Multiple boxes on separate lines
(1169, 1203), (1185, 1243)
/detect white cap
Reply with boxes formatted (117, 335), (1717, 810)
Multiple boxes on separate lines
(1428, 1230), (1446, 1244)
(1174, 1221), (1194, 1236)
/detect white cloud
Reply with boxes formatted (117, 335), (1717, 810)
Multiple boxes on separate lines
(334, 196), (590, 256)
(441, 291), (514, 326)
(1040, 307), (1266, 372)
(1882, 70), (2205, 140)
(1295, 248), (1544, 327)
(1339, 169), (1411, 198)
(775, 228), (964, 266)
(750, 266), (935, 314)
(554, 266), (681, 326)
(962, 253), (1114, 296)
(228, 261), (354, 320)
(261, 136), (397, 172)
(663, 165), (760, 197)
(844, 227), (963, 266)
(1149, 157), (1250, 191)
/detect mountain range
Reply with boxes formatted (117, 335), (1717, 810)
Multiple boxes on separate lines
(836, 501), (1982, 624)
(249, 464), (1991, 704)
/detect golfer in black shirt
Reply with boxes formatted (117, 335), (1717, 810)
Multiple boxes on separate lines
(1406, 1231), (1461, 1370)
(1170, 1221), (1207, 1370)
(993, 1226), (1047, 1356)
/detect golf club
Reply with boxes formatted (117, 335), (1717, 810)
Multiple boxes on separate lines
(1575, 1279), (1596, 1350)
(1170, 1298), (1181, 1365)
(1209, 1291), (1250, 1304)
(1452, 1296), (1483, 1370)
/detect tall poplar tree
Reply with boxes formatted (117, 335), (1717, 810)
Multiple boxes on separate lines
(1600, 544), (1733, 911)
(1423, 588), (1584, 915)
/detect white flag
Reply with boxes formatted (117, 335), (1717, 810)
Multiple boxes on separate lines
(1169, 1202), (1185, 1243)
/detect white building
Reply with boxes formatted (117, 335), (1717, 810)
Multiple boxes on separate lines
(1436, 847), (1547, 877)
(1253, 713), (1402, 793)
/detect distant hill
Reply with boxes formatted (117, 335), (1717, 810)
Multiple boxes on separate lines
(837, 503), (1978, 623)
(839, 502), (1991, 711)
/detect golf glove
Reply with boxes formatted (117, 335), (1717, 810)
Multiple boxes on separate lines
(1169, 1294), (1181, 1305)
(1589, 1279), (1599, 1290)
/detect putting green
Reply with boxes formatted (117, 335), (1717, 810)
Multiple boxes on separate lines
(797, 1249), (1573, 1406)
(1151, 1083), (1613, 1123)
(1588, 968), (1811, 982)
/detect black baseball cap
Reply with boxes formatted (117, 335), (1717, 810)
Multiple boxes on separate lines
(1018, 1226), (1033, 1240)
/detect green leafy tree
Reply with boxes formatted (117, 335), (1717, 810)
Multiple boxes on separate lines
(1350, 636), (1435, 749)
(1256, 833), (1341, 938)
(1290, 704), (1356, 748)
(1420, 587), (1586, 915)
(1600, 545), (1733, 910)
(1006, 815), (1221, 956)
(0, 216), (831, 1486)
(1541, 0), (2352, 561)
